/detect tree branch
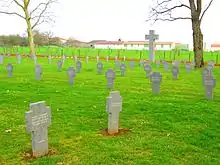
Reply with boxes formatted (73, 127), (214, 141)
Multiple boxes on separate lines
(13, 0), (24, 10)
(31, 0), (57, 29)
(0, 11), (25, 19)
(199, 0), (214, 22)
(149, 16), (191, 23)
(157, 4), (191, 14)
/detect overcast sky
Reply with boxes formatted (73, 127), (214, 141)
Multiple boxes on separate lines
(0, 0), (219, 45)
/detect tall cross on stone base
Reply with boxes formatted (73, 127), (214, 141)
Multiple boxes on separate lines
(145, 30), (159, 62)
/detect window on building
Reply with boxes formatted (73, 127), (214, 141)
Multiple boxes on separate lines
(144, 44), (149, 47)
(131, 44), (133, 47)
(161, 44), (164, 48)
(124, 44), (127, 47)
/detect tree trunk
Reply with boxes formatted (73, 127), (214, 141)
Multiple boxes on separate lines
(23, 5), (35, 58)
(192, 19), (204, 68)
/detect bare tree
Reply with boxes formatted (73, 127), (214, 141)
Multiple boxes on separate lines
(147, 0), (215, 68)
(0, 0), (57, 57)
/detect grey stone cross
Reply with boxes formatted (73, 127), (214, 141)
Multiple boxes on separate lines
(56, 60), (63, 72)
(105, 69), (116, 89)
(144, 63), (152, 78)
(35, 65), (43, 81)
(106, 91), (122, 135)
(163, 61), (169, 72)
(185, 63), (193, 74)
(207, 60), (214, 74)
(76, 60), (82, 73)
(6, 63), (13, 77)
(25, 101), (51, 158)
(155, 60), (160, 68)
(67, 67), (76, 85)
(129, 61), (135, 69)
(120, 63), (126, 76)
(204, 75), (216, 100)
(172, 66), (179, 80)
(97, 62), (103, 74)
(140, 60), (144, 67)
(202, 68), (212, 86)
(145, 30), (159, 62)
(115, 60), (121, 68)
(172, 60), (180, 68)
(150, 72), (162, 94)
(16, 54), (21, 64)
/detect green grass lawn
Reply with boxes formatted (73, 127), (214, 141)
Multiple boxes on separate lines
(0, 56), (220, 165)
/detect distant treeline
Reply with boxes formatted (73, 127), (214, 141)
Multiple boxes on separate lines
(0, 30), (89, 47)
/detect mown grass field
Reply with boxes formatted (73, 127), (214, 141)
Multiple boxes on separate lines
(0, 46), (220, 63)
(0, 56), (220, 165)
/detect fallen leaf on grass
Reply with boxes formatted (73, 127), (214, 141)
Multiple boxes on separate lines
(5, 129), (12, 133)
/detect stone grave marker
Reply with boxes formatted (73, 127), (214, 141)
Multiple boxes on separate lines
(48, 56), (52, 64)
(0, 54), (4, 64)
(35, 65), (43, 81)
(56, 60), (63, 72)
(145, 30), (159, 62)
(123, 56), (126, 61)
(115, 60), (121, 68)
(202, 68), (212, 85)
(105, 69), (116, 89)
(207, 60), (214, 74)
(156, 60), (160, 68)
(86, 56), (89, 63)
(204, 75), (216, 100)
(67, 67), (76, 85)
(185, 63), (193, 74)
(140, 60), (144, 67)
(25, 101), (51, 158)
(150, 72), (162, 94)
(76, 60), (82, 73)
(106, 56), (109, 62)
(172, 66), (179, 80)
(129, 61), (135, 69)
(120, 63), (126, 76)
(163, 61), (169, 72)
(106, 91), (122, 135)
(97, 62), (103, 74)
(6, 63), (13, 78)
(172, 60), (180, 68)
(144, 63), (152, 78)
(16, 54), (21, 64)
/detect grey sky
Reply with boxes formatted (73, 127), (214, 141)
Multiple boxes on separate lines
(0, 0), (219, 44)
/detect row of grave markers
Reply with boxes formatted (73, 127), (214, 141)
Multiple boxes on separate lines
(4, 59), (216, 100)
(1, 53), (219, 68)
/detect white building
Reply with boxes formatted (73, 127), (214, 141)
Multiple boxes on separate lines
(210, 44), (220, 51)
(94, 41), (176, 50)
